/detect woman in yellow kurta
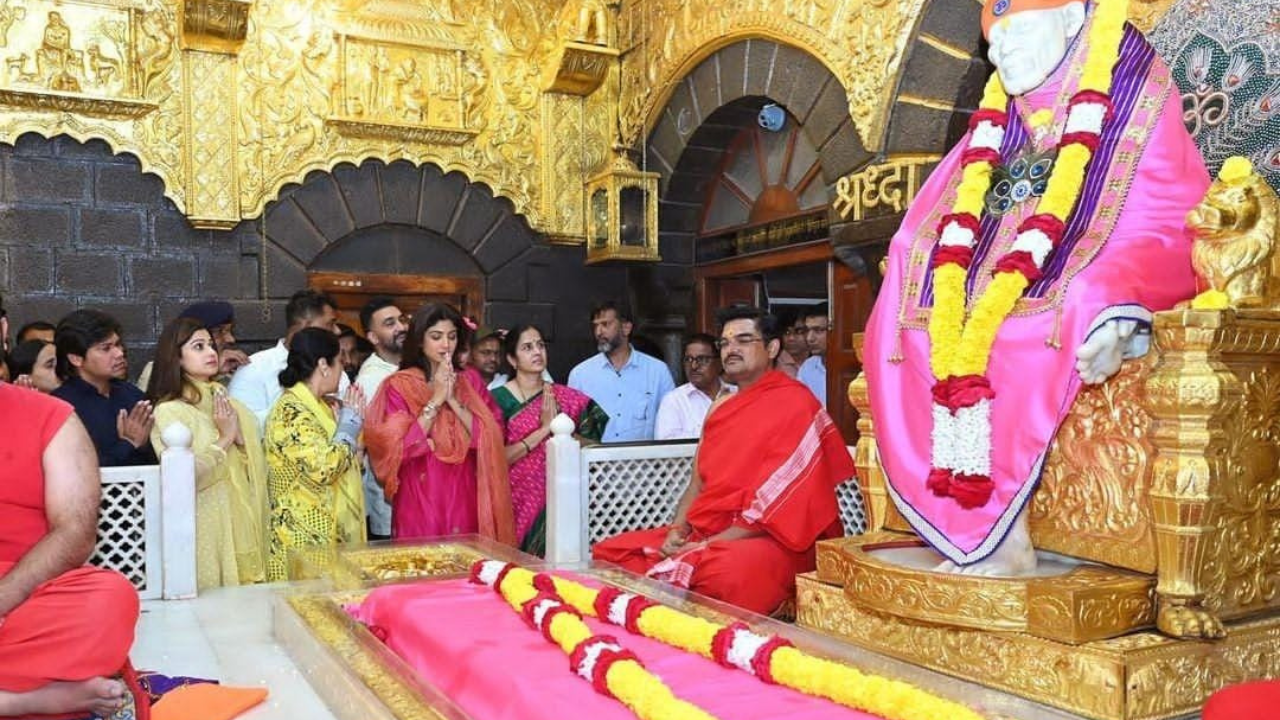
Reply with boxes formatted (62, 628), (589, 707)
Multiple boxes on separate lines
(147, 317), (268, 590)
(263, 327), (367, 581)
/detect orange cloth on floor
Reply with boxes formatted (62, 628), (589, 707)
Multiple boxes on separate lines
(1203, 680), (1280, 720)
(592, 371), (854, 615)
(151, 684), (268, 720)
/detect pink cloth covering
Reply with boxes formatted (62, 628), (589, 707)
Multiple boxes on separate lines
(348, 577), (883, 720)
(863, 35), (1209, 563)
(387, 370), (505, 539)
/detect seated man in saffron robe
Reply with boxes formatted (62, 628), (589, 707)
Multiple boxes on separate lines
(0, 381), (141, 718)
(592, 306), (855, 615)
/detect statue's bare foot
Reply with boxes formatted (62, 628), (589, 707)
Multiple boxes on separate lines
(0, 677), (126, 718)
(1158, 605), (1226, 640)
(932, 507), (1038, 576)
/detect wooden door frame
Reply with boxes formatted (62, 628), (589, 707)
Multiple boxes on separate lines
(309, 272), (484, 312)
(693, 239), (833, 332)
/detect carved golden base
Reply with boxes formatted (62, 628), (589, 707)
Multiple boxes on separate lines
(797, 572), (1280, 720)
(815, 532), (1156, 644)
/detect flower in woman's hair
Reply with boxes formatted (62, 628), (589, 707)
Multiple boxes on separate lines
(462, 316), (478, 331)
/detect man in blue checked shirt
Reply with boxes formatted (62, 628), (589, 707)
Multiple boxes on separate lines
(567, 301), (675, 443)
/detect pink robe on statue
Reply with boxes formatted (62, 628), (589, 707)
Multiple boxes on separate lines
(385, 369), (504, 539)
(863, 23), (1209, 564)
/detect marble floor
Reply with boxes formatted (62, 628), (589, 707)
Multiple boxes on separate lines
(132, 584), (337, 720)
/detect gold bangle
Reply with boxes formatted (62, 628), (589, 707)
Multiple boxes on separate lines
(520, 438), (530, 453)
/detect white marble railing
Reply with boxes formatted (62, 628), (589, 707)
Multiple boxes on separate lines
(544, 414), (867, 565)
(93, 422), (197, 600)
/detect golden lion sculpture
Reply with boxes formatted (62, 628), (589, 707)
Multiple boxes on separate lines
(1189, 157), (1280, 310)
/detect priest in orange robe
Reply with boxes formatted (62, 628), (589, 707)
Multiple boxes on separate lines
(0, 381), (142, 719)
(592, 307), (855, 615)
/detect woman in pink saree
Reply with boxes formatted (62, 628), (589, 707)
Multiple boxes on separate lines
(491, 324), (607, 555)
(364, 303), (515, 544)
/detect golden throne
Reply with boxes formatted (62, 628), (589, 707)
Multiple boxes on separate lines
(798, 164), (1280, 720)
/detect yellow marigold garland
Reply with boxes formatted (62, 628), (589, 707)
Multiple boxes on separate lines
(923, 0), (1129, 508)
(528, 568), (988, 720)
(470, 561), (719, 720)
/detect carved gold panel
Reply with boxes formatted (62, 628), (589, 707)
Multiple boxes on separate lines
(798, 573), (1280, 720)
(1031, 353), (1159, 574)
(182, 50), (238, 227)
(179, 0), (250, 53)
(817, 533), (1155, 644)
(617, 0), (926, 152)
(543, 41), (618, 96)
(0, 0), (157, 117)
(1145, 309), (1280, 637)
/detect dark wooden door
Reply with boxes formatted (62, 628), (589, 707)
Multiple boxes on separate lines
(308, 272), (484, 332)
(829, 262), (873, 443)
(696, 277), (760, 332)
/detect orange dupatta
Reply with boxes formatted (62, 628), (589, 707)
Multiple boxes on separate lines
(364, 367), (516, 545)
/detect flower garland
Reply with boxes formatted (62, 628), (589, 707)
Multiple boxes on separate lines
(925, 0), (1130, 509)
(471, 560), (987, 720)
(469, 560), (720, 720)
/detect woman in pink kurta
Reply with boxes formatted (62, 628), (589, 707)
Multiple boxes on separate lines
(862, 18), (1209, 564)
(364, 304), (515, 544)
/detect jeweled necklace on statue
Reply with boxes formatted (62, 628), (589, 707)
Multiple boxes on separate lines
(924, 0), (1128, 509)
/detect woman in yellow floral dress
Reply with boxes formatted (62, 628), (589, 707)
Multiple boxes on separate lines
(148, 317), (268, 589)
(263, 327), (367, 580)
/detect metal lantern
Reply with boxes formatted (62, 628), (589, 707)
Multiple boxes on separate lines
(584, 145), (660, 264)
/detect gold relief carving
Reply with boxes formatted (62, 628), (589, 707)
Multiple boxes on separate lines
(543, 41), (618, 96)
(179, 0), (250, 53)
(0, 0), (184, 207)
(332, 35), (465, 129)
(234, 0), (564, 225)
(1145, 309), (1280, 639)
(183, 50), (238, 227)
(819, 534), (1156, 644)
(1031, 355), (1159, 573)
(799, 573), (1280, 720)
(617, 0), (926, 152)
(0, 1), (157, 114)
(832, 155), (938, 222)
(324, 117), (477, 146)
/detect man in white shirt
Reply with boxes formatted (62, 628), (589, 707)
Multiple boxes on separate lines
(353, 296), (407, 541)
(568, 301), (675, 443)
(228, 289), (349, 430)
(655, 333), (734, 440)
(796, 303), (829, 407)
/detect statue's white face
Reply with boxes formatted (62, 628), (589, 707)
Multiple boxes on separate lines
(986, 2), (1086, 96)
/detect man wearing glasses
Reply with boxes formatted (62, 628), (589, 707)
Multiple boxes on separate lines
(593, 306), (855, 615)
(796, 303), (830, 406)
(653, 333), (733, 440)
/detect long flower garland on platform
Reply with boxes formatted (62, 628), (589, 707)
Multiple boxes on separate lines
(471, 560), (986, 720)
(469, 560), (720, 720)
(925, 0), (1129, 509)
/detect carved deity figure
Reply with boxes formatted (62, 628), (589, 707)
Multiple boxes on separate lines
(35, 11), (82, 92)
(862, 0), (1210, 575)
(392, 57), (428, 122)
(1189, 157), (1280, 310)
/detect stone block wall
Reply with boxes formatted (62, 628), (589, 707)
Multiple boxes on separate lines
(0, 134), (641, 383)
